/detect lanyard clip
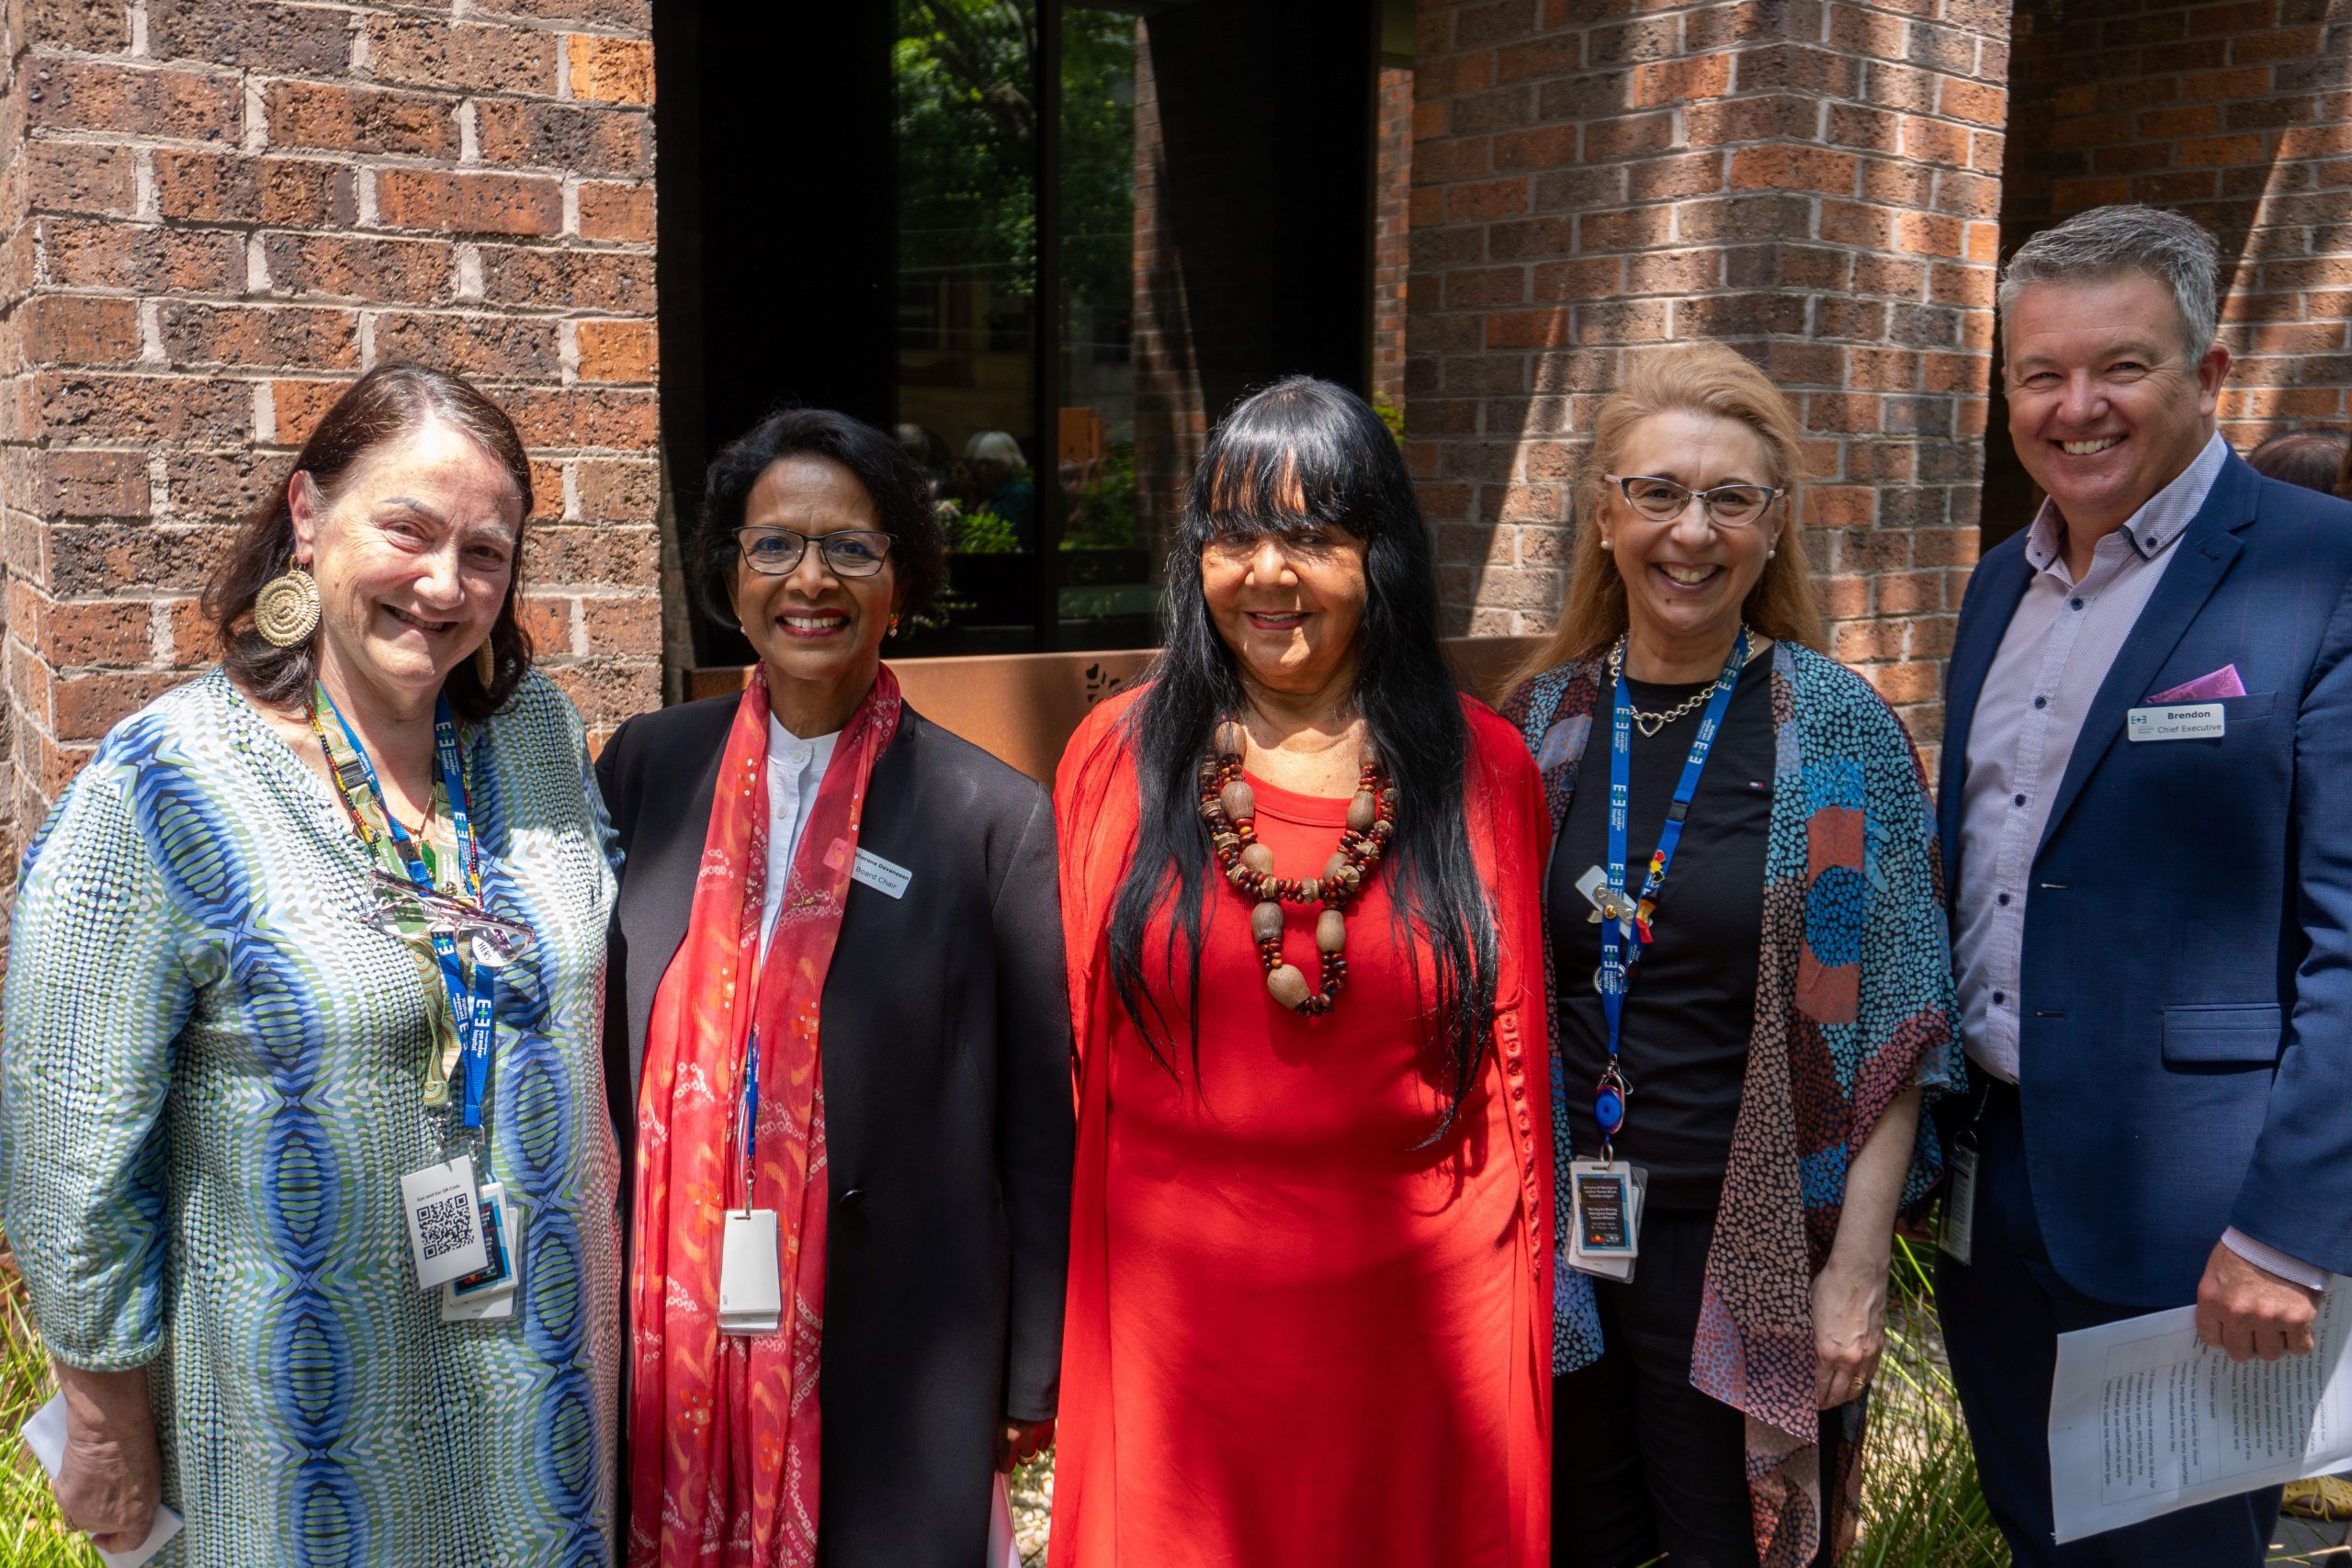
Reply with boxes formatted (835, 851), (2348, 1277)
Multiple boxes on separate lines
(1595, 1064), (1631, 1142)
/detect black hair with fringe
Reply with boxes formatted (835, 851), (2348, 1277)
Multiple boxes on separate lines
(1105, 376), (1498, 1138)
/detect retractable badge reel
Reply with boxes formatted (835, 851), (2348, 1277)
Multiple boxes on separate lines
(1568, 1067), (1645, 1281)
(718, 1030), (783, 1336)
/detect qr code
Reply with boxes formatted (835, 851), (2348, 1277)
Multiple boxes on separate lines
(418, 1192), (474, 1260)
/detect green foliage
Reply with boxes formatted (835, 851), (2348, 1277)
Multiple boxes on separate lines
(949, 505), (1023, 556)
(895, 2), (1036, 295)
(0, 1269), (97, 1568)
(1371, 391), (1406, 450)
(1060, 437), (1138, 550)
(1849, 1236), (2006, 1567)
(1057, 13), (1140, 325)
(894, 3), (1138, 317)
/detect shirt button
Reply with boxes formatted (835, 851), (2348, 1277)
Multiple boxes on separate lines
(2014, 794), (2027, 807)
(2144, 536), (2156, 548)
(2069, 598), (2084, 611)
(2033, 695), (2047, 709)
(1993, 990), (2007, 1006)
(1997, 892), (2010, 907)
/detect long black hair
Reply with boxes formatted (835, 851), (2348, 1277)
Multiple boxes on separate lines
(1106, 376), (1499, 1136)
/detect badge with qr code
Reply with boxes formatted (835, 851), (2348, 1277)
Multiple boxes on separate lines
(400, 1154), (488, 1290)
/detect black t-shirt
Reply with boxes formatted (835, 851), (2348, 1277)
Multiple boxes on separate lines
(1547, 655), (1774, 1210)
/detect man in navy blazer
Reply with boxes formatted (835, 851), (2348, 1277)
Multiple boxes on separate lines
(1938, 202), (2352, 1566)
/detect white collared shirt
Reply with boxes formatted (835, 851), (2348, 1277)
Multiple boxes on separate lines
(758, 716), (839, 961)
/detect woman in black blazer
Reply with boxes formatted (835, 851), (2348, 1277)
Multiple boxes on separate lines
(597, 409), (1072, 1568)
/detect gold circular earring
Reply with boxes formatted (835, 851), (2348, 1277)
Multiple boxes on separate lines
(254, 564), (322, 648)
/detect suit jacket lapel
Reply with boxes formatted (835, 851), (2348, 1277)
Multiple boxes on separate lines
(1939, 547), (2033, 890)
(2035, 457), (2257, 857)
(624, 730), (728, 1090)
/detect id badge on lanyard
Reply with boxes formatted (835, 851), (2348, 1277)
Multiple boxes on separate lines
(313, 685), (522, 1306)
(718, 1029), (782, 1336)
(1572, 630), (1747, 1277)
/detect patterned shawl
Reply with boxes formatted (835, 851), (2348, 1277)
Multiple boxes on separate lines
(1499, 639), (1962, 1566)
(628, 664), (903, 1567)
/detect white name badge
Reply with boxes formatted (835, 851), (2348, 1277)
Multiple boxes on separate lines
(851, 848), (912, 899)
(400, 1154), (488, 1291)
(2126, 703), (2225, 742)
(718, 1208), (783, 1336)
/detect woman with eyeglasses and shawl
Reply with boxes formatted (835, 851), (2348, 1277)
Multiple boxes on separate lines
(597, 410), (1074, 1568)
(1499, 344), (1963, 1568)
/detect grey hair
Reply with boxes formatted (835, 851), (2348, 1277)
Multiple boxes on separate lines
(1997, 204), (2222, 359)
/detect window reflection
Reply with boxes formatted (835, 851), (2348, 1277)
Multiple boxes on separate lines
(886, 0), (1391, 654)
(894, 0), (1040, 650)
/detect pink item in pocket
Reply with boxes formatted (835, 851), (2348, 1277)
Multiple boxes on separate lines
(2149, 664), (2246, 703)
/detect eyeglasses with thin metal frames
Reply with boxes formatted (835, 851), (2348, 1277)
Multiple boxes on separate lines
(1606, 474), (1784, 527)
(735, 526), (895, 578)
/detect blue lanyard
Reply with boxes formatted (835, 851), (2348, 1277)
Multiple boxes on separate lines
(1595, 628), (1747, 1153)
(740, 1028), (761, 1212)
(318, 686), (497, 1130)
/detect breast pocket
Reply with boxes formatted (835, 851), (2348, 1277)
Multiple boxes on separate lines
(2113, 692), (2288, 892)
(2160, 1003), (2283, 1066)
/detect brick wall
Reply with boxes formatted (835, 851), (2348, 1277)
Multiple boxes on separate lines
(2004, 0), (2352, 452)
(0, 0), (662, 933)
(1374, 64), (1413, 416)
(1407, 0), (2018, 755)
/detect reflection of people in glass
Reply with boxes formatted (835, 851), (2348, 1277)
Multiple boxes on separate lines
(1051, 378), (1553, 1566)
(602, 410), (1072, 1565)
(962, 430), (1035, 547)
(893, 422), (951, 500)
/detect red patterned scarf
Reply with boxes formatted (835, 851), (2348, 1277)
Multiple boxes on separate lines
(628, 663), (902, 1566)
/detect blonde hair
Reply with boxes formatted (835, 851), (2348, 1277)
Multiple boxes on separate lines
(1512, 342), (1826, 693)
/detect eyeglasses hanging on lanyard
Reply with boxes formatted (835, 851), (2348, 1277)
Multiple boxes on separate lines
(311, 683), (500, 1132)
(1594, 626), (1747, 1162)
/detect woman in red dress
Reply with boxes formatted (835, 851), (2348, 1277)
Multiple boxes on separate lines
(1051, 378), (1553, 1567)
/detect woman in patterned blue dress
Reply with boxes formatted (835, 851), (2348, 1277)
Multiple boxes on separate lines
(1, 364), (619, 1565)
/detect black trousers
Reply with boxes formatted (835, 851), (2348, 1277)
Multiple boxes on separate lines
(1939, 1077), (2284, 1567)
(1554, 1207), (1841, 1568)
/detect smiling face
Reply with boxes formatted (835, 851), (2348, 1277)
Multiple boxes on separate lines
(289, 417), (522, 715)
(2004, 271), (2229, 538)
(1600, 408), (1784, 667)
(729, 455), (898, 730)
(1199, 519), (1372, 700)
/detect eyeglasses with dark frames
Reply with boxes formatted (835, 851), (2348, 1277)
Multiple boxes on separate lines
(1606, 474), (1784, 527)
(735, 526), (895, 578)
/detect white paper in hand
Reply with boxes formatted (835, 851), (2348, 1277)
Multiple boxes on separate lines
(2048, 1279), (2352, 1543)
(19, 1393), (185, 1567)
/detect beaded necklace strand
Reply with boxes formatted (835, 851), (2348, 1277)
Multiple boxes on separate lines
(1197, 718), (1397, 1016)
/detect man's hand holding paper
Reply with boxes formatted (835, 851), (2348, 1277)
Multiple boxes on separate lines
(2198, 1240), (2324, 1363)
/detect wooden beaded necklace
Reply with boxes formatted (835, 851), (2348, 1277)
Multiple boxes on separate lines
(1196, 718), (1397, 1016)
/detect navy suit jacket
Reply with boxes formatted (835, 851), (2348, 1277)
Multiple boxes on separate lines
(1939, 451), (2352, 1306)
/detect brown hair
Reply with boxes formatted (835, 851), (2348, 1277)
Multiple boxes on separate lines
(204, 362), (537, 722)
(1511, 342), (1826, 694)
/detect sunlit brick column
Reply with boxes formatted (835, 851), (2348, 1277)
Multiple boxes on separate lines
(1407, 0), (2015, 757)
